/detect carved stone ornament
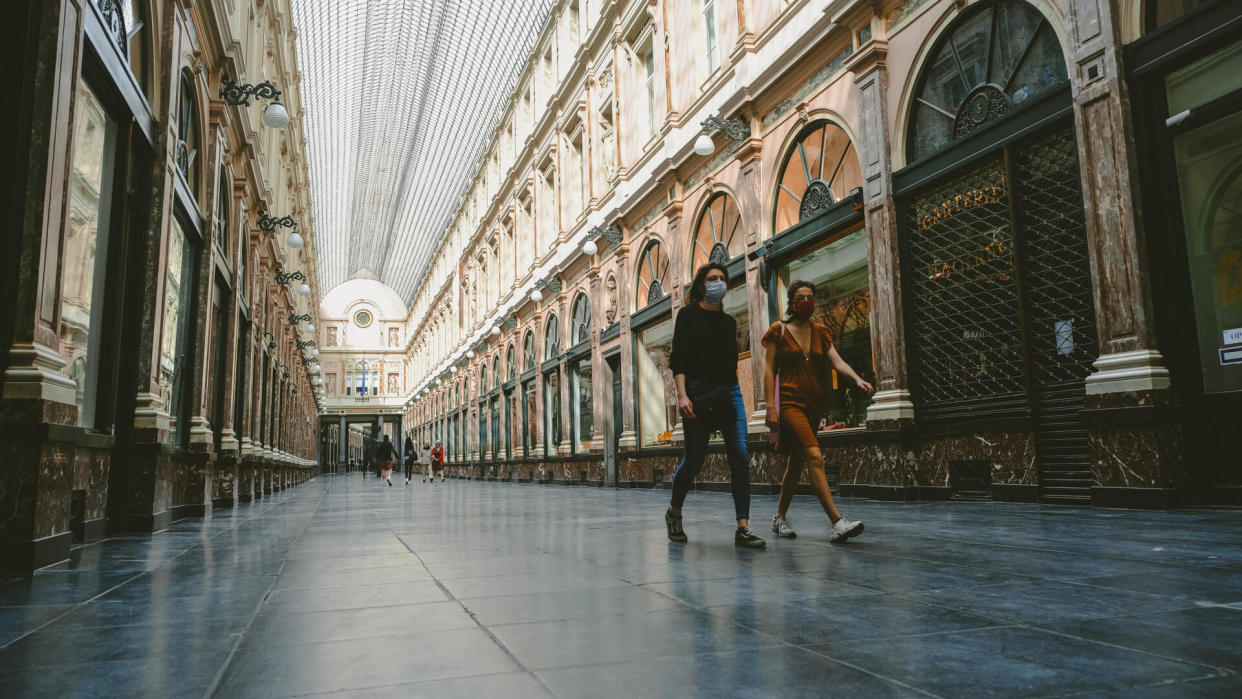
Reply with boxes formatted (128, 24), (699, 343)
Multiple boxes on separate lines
(95, 0), (128, 58)
(799, 180), (835, 221)
(953, 84), (1010, 139)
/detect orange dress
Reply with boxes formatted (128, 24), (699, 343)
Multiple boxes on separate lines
(762, 321), (834, 451)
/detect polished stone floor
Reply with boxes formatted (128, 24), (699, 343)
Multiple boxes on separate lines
(2, 475), (1242, 698)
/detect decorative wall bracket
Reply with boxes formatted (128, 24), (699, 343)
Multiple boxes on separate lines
(274, 269), (306, 285)
(498, 314), (519, 329)
(701, 115), (751, 142)
(288, 313), (313, 325)
(263, 331), (277, 350)
(533, 279), (563, 294)
(587, 225), (623, 244)
(257, 212), (297, 232)
(296, 339), (317, 350)
(220, 76), (282, 107)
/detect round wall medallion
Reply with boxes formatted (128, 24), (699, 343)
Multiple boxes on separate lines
(354, 309), (373, 328)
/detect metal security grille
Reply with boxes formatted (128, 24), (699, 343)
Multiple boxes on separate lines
(1012, 126), (1099, 386)
(906, 157), (1026, 409)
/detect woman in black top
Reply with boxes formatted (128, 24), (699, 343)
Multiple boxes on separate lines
(664, 263), (765, 548)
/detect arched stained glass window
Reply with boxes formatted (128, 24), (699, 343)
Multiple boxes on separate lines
(635, 240), (670, 309)
(177, 73), (200, 196)
(571, 293), (591, 344)
(692, 192), (743, 271)
(523, 331), (535, 371)
(506, 344), (516, 381)
(544, 315), (560, 359)
(774, 121), (860, 234)
(907, 0), (1068, 162)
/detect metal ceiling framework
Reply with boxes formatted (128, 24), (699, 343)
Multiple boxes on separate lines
(292, 0), (557, 302)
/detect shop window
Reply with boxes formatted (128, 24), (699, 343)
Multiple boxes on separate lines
(906, 0), (1068, 163)
(544, 369), (561, 453)
(161, 217), (199, 446)
(58, 80), (118, 429)
(635, 240), (670, 310)
(723, 283), (754, 414)
(775, 230), (875, 428)
(692, 192), (744, 270)
(573, 358), (593, 453)
(774, 121), (861, 234)
(523, 378), (538, 456)
(571, 292), (592, 344)
(636, 317), (677, 447)
(1167, 42), (1242, 392)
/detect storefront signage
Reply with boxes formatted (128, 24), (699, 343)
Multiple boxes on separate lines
(1224, 327), (1242, 345)
(916, 179), (1006, 232)
(927, 233), (1014, 281)
(1220, 347), (1242, 366)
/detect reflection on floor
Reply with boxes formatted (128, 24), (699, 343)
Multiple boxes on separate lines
(2, 474), (1241, 697)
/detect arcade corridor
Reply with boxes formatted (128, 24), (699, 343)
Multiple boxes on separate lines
(2, 478), (1240, 697)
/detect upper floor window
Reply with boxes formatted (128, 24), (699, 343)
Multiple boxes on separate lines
(507, 343), (517, 381)
(907, 0), (1068, 163)
(774, 120), (861, 234)
(545, 315), (561, 359)
(121, 0), (150, 98)
(635, 239), (670, 310)
(703, 0), (719, 74)
(571, 292), (592, 344)
(492, 355), (501, 387)
(216, 171), (230, 256)
(523, 330), (536, 372)
(177, 73), (200, 196)
(693, 192), (743, 270)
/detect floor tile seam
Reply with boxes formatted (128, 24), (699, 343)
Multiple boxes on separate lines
(1029, 670), (1237, 698)
(387, 526), (555, 697)
(820, 546), (1087, 581)
(812, 622), (1018, 646)
(1050, 576), (1231, 603)
(0, 570), (151, 650)
(907, 533), (1213, 568)
(522, 638), (795, 674)
(767, 643), (947, 698)
(234, 624), (482, 651)
(284, 670), (537, 697)
(202, 487), (330, 699)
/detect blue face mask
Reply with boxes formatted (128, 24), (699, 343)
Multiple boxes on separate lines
(703, 280), (727, 304)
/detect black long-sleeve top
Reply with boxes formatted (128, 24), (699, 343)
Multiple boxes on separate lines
(668, 303), (738, 386)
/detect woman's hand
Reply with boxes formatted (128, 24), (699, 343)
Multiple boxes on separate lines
(678, 394), (696, 420)
(856, 379), (876, 395)
(765, 406), (779, 431)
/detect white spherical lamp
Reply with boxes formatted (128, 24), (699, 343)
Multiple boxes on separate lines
(286, 230), (303, 249)
(263, 100), (291, 129)
(489, 326), (500, 336)
(465, 350), (475, 359)
(582, 239), (598, 256)
(529, 289), (542, 303)
(311, 348), (319, 358)
(303, 323), (315, 334)
(693, 132), (715, 156)
(298, 282), (311, 296)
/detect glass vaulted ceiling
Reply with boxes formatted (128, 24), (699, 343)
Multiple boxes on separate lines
(293, 0), (556, 302)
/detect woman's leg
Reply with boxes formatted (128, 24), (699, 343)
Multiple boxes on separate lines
(720, 386), (751, 527)
(669, 416), (709, 516)
(776, 450), (804, 517)
(803, 445), (843, 522)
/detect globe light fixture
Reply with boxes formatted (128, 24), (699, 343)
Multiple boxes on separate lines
(286, 230), (304, 248)
(529, 288), (542, 303)
(693, 132), (715, 156)
(581, 239), (598, 256)
(298, 282), (311, 296)
(303, 323), (315, 334)
(489, 326), (500, 336)
(263, 100), (291, 129)
(311, 348), (319, 358)
(450, 366), (458, 374)
(465, 350), (475, 359)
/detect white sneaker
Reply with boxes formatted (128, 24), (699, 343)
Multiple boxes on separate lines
(771, 514), (797, 538)
(830, 517), (864, 543)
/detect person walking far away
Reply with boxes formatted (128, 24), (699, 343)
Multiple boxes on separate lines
(665, 263), (765, 548)
(404, 435), (416, 484)
(431, 442), (445, 483)
(764, 280), (875, 542)
(419, 442), (433, 483)
(376, 434), (395, 487)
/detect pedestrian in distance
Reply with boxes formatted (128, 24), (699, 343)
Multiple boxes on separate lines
(664, 263), (766, 548)
(404, 435), (416, 484)
(376, 434), (395, 487)
(419, 442), (433, 483)
(431, 442), (445, 482)
(764, 280), (875, 542)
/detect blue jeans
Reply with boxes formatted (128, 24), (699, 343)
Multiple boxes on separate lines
(670, 383), (750, 521)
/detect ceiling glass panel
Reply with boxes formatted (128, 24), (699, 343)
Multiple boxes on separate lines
(293, 0), (556, 302)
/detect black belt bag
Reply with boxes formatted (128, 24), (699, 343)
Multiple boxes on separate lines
(688, 381), (734, 420)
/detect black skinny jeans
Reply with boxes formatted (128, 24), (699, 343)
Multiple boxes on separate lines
(670, 384), (750, 521)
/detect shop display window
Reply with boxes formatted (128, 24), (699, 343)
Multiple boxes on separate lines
(544, 370), (561, 452)
(59, 81), (117, 429)
(574, 358), (593, 452)
(637, 317), (677, 447)
(161, 218), (198, 446)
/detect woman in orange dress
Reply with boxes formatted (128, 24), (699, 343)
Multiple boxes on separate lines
(763, 280), (874, 542)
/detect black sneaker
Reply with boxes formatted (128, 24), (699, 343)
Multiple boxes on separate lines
(734, 527), (766, 548)
(665, 508), (687, 543)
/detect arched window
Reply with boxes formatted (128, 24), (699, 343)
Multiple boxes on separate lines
(216, 171), (230, 255)
(492, 355), (501, 387)
(121, 0), (150, 98)
(571, 293), (591, 344)
(177, 73), (200, 195)
(635, 240), (669, 309)
(523, 331), (535, 371)
(544, 314), (561, 359)
(906, 0), (1068, 162)
(506, 343), (516, 381)
(480, 365), (487, 394)
(692, 192), (744, 271)
(774, 121), (860, 234)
